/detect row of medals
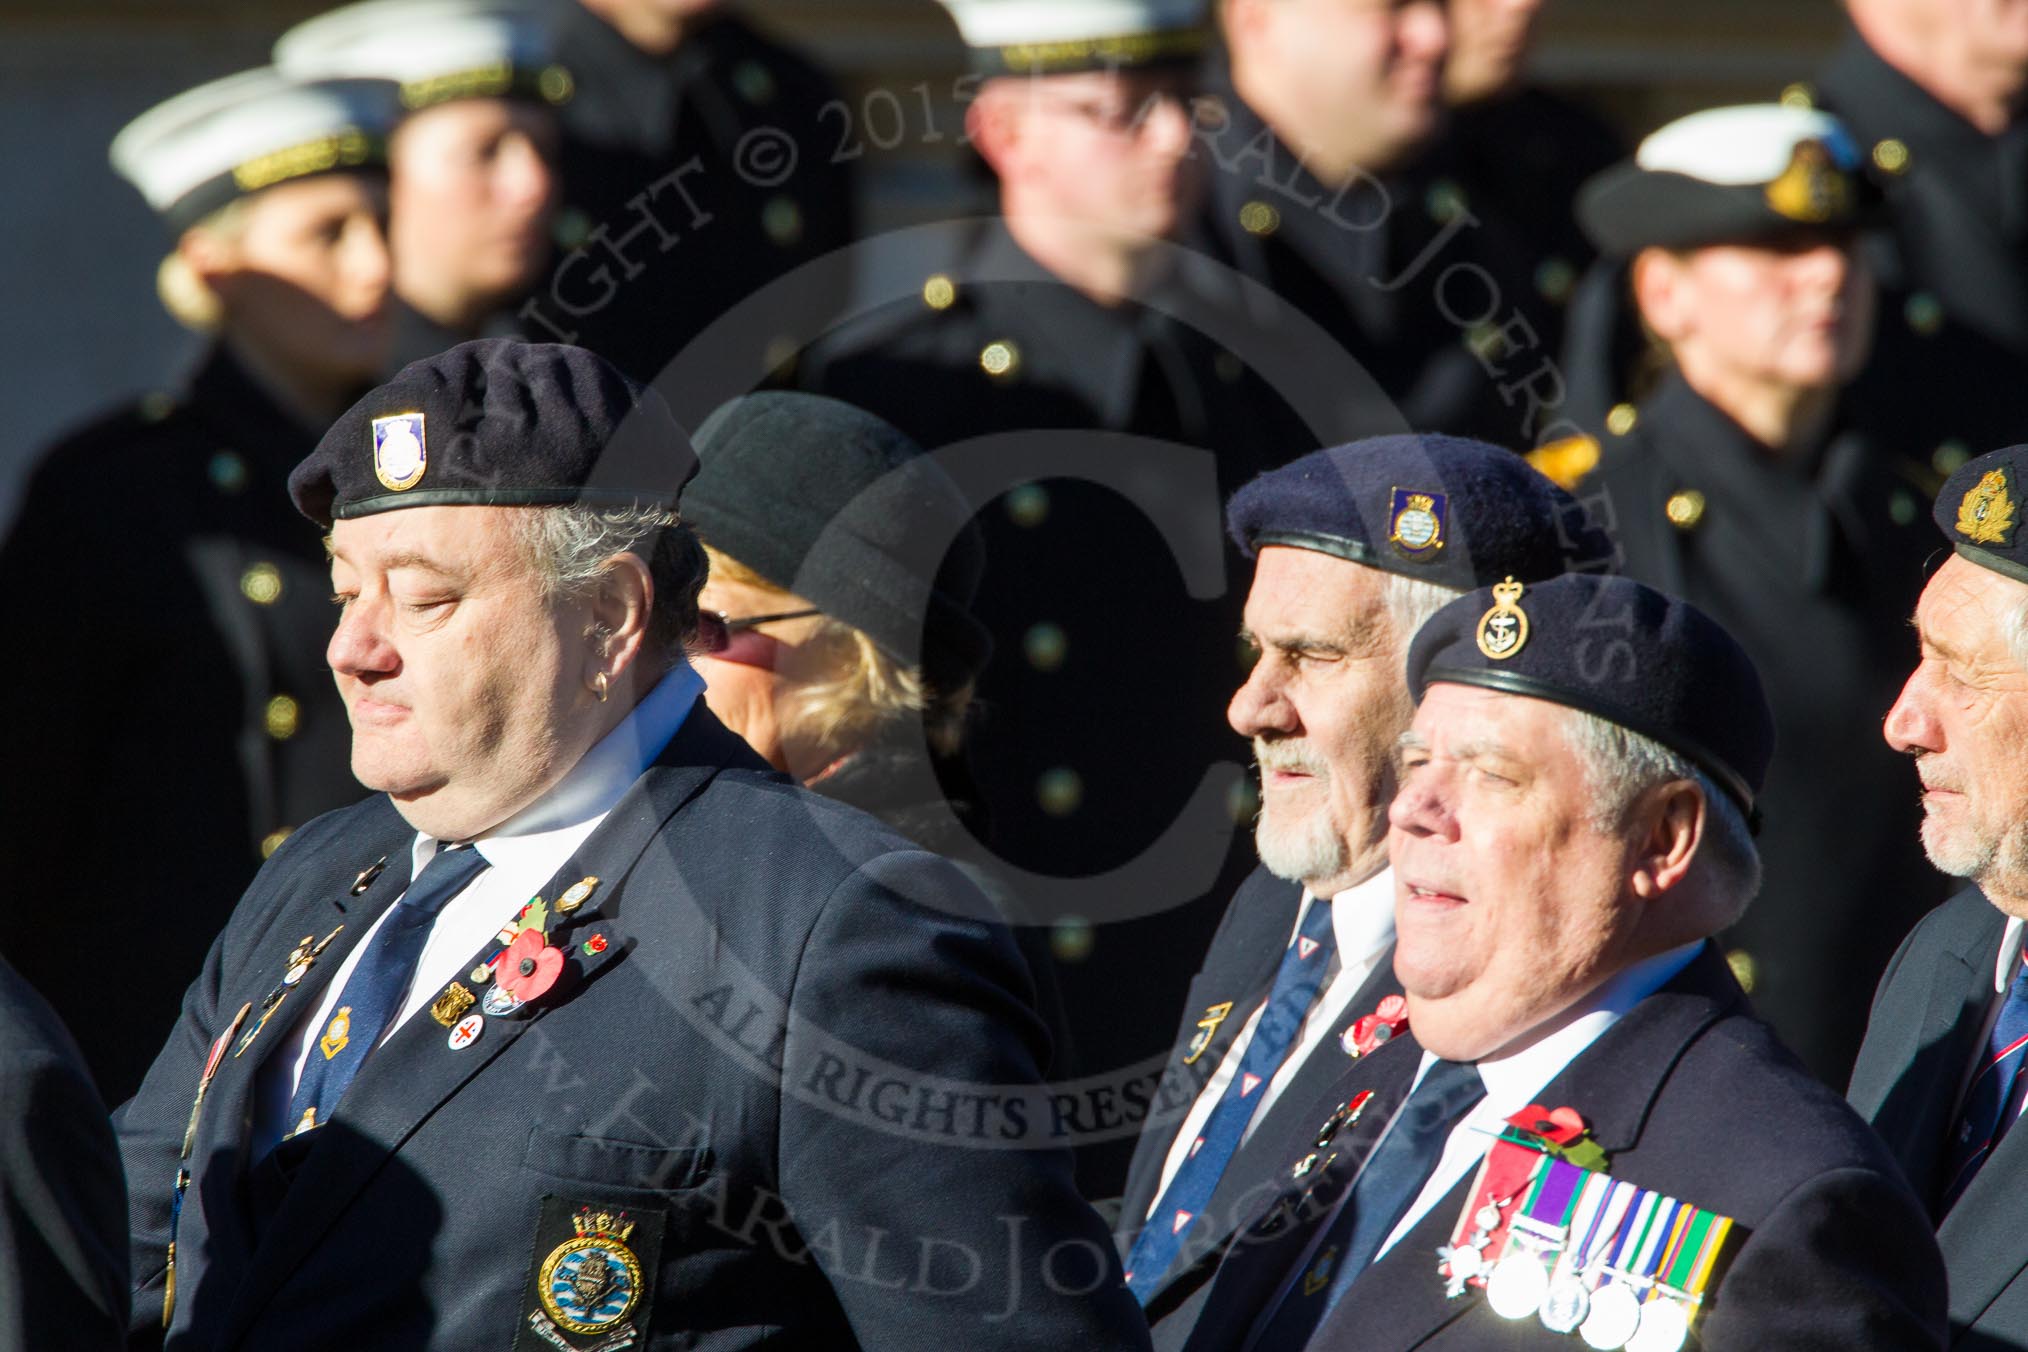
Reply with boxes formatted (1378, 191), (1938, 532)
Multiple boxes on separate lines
(1449, 1199), (1693, 1352)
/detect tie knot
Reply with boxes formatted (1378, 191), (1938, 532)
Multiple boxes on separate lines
(399, 844), (490, 920)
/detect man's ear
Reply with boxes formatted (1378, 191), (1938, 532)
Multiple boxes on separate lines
(587, 551), (654, 683)
(1628, 778), (1704, 899)
(1630, 247), (1693, 345)
(966, 80), (1022, 180)
(177, 223), (237, 288)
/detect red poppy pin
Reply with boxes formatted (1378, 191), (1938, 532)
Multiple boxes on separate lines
(1340, 993), (1410, 1059)
(499, 928), (565, 1004)
(1503, 1104), (1608, 1171)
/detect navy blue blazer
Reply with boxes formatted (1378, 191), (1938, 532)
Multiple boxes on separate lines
(1116, 866), (1402, 1346)
(1849, 884), (2028, 1345)
(116, 703), (1152, 1350)
(1181, 944), (1946, 1350)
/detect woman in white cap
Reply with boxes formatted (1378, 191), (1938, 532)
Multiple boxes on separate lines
(1562, 104), (1941, 1087)
(0, 68), (400, 1101)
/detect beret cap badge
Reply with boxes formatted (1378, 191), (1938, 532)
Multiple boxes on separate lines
(1475, 577), (1531, 661)
(1387, 487), (1448, 559)
(1764, 138), (1849, 224)
(371, 413), (428, 493)
(1957, 467), (2018, 548)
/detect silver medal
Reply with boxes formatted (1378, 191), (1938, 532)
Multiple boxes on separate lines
(1580, 1284), (1644, 1350)
(1626, 1296), (1690, 1352)
(1485, 1253), (1550, 1320)
(1539, 1273), (1592, 1334)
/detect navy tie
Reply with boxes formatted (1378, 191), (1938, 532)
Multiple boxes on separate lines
(1940, 952), (2028, 1213)
(282, 844), (489, 1138)
(1252, 1058), (1485, 1347)
(1127, 897), (1339, 1300)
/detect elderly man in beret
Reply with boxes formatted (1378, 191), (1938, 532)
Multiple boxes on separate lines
(1176, 574), (1947, 1350)
(1851, 444), (2028, 1345)
(113, 339), (1152, 1351)
(1119, 436), (1611, 1344)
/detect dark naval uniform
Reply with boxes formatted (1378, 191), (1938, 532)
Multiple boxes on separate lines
(0, 347), (360, 1102)
(529, 4), (857, 383)
(1851, 888), (2028, 1346)
(1576, 373), (1942, 1082)
(1179, 946), (1948, 1351)
(116, 704), (1152, 1351)
(0, 953), (128, 1351)
(1814, 30), (2028, 476)
(1193, 61), (1593, 447)
(798, 224), (1311, 1191)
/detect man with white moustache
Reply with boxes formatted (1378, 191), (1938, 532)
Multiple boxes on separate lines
(1117, 434), (1612, 1346)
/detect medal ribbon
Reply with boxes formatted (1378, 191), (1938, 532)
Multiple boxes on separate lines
(1569, 1176), (1634, 1279)
(1514, 1157), (1585, 1244)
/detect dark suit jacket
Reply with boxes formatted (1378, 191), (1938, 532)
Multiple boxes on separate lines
(116, 704), (1151, 1350)
(1182, 944), (1946, 1350)
(0, 955), (127, 1350)
(1848, 885), (2028, 1346)
(1116, 867), (1402, 1347)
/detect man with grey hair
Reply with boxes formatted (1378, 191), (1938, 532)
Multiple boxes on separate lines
(1177, 573), (1945, 1350)
(1117, 434), (1611, 1344)
(114, 339), (1152, 1350)
(1851, 441), (2028, 1345)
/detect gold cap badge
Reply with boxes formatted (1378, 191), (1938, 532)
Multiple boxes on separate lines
(1475, 577), (1530, 661)
(1958, 467), (2018, 546)
(1765, 139), (1851, 225)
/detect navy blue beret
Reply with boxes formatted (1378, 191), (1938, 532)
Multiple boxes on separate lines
(1406, 573), (1775, 818)
(289, 338), (697, 527)
(1224, 434), (1614, 589)
(687, 392), (993, 690)
(1934, 443), (2028, 585)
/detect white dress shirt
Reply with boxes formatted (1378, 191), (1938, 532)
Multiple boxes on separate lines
(1147, 867), (1399, 1218)
(251, 662), (703, 1153)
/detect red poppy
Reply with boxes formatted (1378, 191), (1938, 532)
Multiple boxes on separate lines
(499, 928), (564, 1003)
(1506, 1103), (1587, 1146)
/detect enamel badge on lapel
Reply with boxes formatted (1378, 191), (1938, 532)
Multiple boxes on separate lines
(1184, 1001), (1235, 1065)
(350, 856), (388, 895)
(431, 982), (476, 1028)
(556, 876), (600, 914)
(517, 1198), (666, 1352)
(1388, 487), (1449, 559)
(237, 924), (343, 1057)
(1476, 577), (1531, 661)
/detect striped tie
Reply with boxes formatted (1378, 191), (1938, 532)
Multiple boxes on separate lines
(1939, 950), (2028, 1213)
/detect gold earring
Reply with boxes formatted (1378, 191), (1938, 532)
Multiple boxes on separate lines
(592, 672), (610, 703)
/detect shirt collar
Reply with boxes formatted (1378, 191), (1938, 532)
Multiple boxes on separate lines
(1997, 915), (2025, 993)
(1418, 941), (1705, 1098)
(1297, 866), (1398, 973)
(409, 660), (704, 875)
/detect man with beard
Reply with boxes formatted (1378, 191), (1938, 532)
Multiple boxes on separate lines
(1116, 434), (1610, 1345)
(1850, 441), (2028, 1344)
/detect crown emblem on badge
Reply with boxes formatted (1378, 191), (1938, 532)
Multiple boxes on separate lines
(573, 1210), (637, 1244)
(1765, 138), (1850, 224)
(1957, 467), (2018, 547)
(1476, 577), (1530, 661)
(371, 412), (428, 492)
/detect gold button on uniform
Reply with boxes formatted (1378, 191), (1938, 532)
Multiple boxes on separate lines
(1606, 403), (1639, 437)
(923, 274), (957, 310)
(980, 341), (1021, 379)
(240, 562), (283, 606)
(538, 65), (574, 105)
(1873, 138), (1910, 174)
(1779, 82), (1815, 109)
(1239, 201), (1281, 237)
(1666, 490), (1707, 531)
(265, 694), (301, 741)
(260, 827), (294, 859)
(1726, 948), (1758, 993)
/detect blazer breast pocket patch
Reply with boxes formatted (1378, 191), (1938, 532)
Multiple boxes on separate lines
(515, 1195), (666, 1352)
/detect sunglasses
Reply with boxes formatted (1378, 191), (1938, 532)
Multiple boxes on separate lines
(700, 608), (822, 669)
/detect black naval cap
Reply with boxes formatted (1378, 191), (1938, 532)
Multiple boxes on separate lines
(289, 338), (696, 526)
(1407, 573), (1776, 820)
(686, 392), (994, 691)
(1934, 443), (2028, 585)
(1578, 104), (1872, 255)
(1225, 433), (1615, 591)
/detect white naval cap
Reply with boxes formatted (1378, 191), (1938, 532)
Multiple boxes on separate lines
(939, 0), (1212, 73)
(1577, 103), (1870, 255)
(275, 0), (572, 112)
(110, 66), (399, 232)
